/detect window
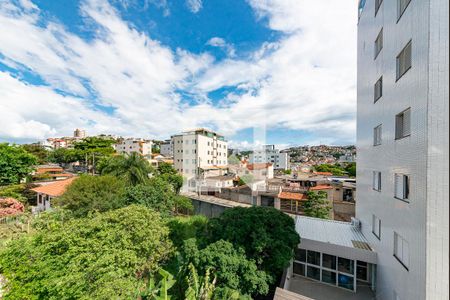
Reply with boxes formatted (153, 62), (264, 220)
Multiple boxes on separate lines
(307, 250), (320, 266)
(374, 77), (383, 102)
(293, 262), (305, 276)
(395, 108), (411, 139)
(322, 270), (337, 285)
(307, 266), (320, 281)
(372, 215), (381, 239)
(338, 274), (354, 290)
(394, 232), (409, 269)
(338, 257), (354, 274)
(375, 0), (383, 16)
(295, 248), (306, 262)
(396, 41), (412, 80)
(322, 254), (336, 270)
(373, 125), (382, 146)
(373, 171), (382, 191)
(397, 0), (411, 21)
(374, 29), (383, 59)
(395, 174), (410, 201)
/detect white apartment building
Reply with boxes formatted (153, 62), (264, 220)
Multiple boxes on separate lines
(114, 138), (152, 157)
(249, 145), (290, 170)
(357, 1), (448, 300)
(73, 128), (86, 139)
(172, 129), (228, 181)
(160, 139), (173, 157)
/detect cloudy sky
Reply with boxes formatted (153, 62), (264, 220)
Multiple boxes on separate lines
(0, 0), (357, 148)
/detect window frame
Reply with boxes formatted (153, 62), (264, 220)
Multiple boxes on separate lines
(373, 124), (382, 146)
(394, 173), (410, 202)
(372, 171), (382, 191)
(395, 108), (412, 140)
(397, 0), (412, 22)
(375, 0), (383, 16)
(372, 214), (381, 239)
(374, 28), (383, 59)
(396, 40), (412, 81)
(394, 232), (410, 270)
(374, 76), (383, 102)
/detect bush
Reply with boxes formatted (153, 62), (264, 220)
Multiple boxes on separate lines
(0, 205), (173, 299)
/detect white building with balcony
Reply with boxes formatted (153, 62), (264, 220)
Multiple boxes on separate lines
(114, 138), (152, 157)
(249, 145), (290, 170)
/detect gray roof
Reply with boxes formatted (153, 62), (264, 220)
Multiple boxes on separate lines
(295, 216), (377, 263)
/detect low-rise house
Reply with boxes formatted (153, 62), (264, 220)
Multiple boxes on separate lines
(231, 162), (274, 181)
(30, 177), (76, 213)
(32, 165), (74, 181)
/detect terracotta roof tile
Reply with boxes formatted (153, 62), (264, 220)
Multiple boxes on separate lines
(31, 177), (77, 197)
(310, 184), (333, 190)
(278, 191), (307, 201)
(247, 163), (272, 170)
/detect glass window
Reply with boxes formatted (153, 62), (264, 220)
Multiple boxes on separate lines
(375, 0), (383, 16)
(307, 250), (320, 266)
(293, 262), (305, 276)
(395, 174), (410, 201)
(396, 41), (412, 80)
(322, 270), (337, 285)
(394, 232), (409, 269)
(357, 261), (368, 281)
(397, 0), (411, 21)
(295, 248), (306, 262)
(373, 171), (382, 191)
(338, 257), (354, 274)
(395, 108), (411, 139)
(374, 77), (383, 102)
(322, 254), (336, 270)
(338, 274), (354, 290)
(307, 266), (320, 281)
(374, 29), (383, 59)
(373, 124), (382, 145)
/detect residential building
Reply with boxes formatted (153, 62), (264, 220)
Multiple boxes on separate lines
(172, 128), (228, 183)
(230, 162), (274, 181)
(357, 0), (449, 299)
(160, 139), (173, 157)
(114, 138), (152, 157)
(32, 164), (74, 181)
(73, 128), (86, 139)
(249, 145), (290, 170)
(30, 177), (76, 213)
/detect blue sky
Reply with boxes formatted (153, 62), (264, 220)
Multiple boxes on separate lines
(0, 0), (357, 149)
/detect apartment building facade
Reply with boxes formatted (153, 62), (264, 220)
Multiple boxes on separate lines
(114, 138), (152, 157)
(172, 129), (228, 181)
(356, 1), (449, 300)
(249, 145), (290, 170)
(160, 139), (173, 157)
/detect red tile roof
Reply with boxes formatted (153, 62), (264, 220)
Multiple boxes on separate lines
(310, 184), (333, 190)
(278, 191), (308, 201)
(31, 177), (77, 197)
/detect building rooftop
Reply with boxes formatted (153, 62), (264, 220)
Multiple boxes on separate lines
(31, 177), (76, 197)
(295, 216), (376, 263)
(246, 163), (273, 170)
(279, 191), (307, 201)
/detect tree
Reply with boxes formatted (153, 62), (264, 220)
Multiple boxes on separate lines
(184, 263), (216, 300)
(304, 191), (332, 219)
(157, 162), (183, 194)
(183, 239), (269, 296)
(0, 143), (37, 185)
(227, 155), (240, 165)
(124, 177), (193, 216)
(55, 175), (126, 217)
(73, 136), (116, 152)
(209, 207), (300, 283)
(344, 162), (356, 177)
(100, 153), (154, 186)
(0, 205), (173, 300)
(21, 144), (49, 164)
(314, 164), (346, 176)
(237, 174), (254, 186)
(48, 148), (83, 164)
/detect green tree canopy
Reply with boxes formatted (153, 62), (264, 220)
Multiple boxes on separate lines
(0, 143), (37, 185)
(55, 175), (126, 217)
(314, 163), (346, 176)
(99, 153), (154, 186)
(0, 205), (173, 299)
(73, 136), (116, 151)
(48, 148), (84, 164)
(344, 162), (356, 177)
(209, 206), (300, 283)
(21, 144), (49, 164)
(304, 191), (332, 219)
(183, 239), (269, 296)
(124, 177), (192, 216)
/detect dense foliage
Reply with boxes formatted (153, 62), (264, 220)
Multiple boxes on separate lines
(314, 162), (356, 177)
(21, 144), (49, 164)
(55, 175), (126, 217)
(183, 239), (269, 296)
(304, 191), (332, 219)
(0, 205), (173, 299)
(0, 143), (38, 185)
(209, 206), (300, 282)
(99, 153), (154, 186)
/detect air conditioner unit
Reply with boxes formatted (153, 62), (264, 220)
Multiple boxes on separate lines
(351, 217), (361, 229)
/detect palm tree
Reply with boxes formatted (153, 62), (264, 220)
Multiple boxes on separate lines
(100, 152), (154, 186)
